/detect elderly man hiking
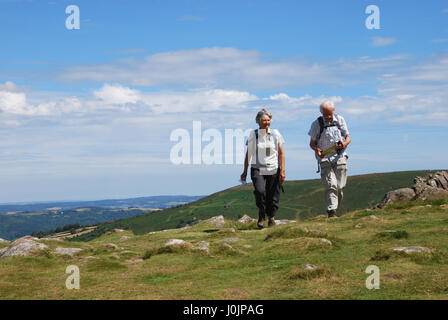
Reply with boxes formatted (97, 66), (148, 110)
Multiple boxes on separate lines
(308, 100), (351, 218)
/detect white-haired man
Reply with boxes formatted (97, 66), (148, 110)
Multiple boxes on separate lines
(308, 100), (351, 218)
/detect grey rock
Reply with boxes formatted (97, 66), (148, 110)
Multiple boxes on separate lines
(219, 237), (243, 243)
(299, 264), (318, 270)
(219, 243), (233, 250)
(195, 241), (210, 254)
(120, 236), (131, 240)
(205, 215), (226, 228)
(415, 186), (448, 201)
(163, 239), (186, 247)
(376, 171), (448, 207)
(113, 228), (125, 233)
(391, 246), (431, 254)
(275, 219), (296, 225)
(318, 238), (333, 246)
(0, 238), (10, 243)
(54, 247), (82, 256)
(238, 214), (257, 224)
(0, 237), (48, 259)
(377, 188), (415, 208)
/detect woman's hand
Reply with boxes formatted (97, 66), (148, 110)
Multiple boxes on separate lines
(279, 169), (286, 183)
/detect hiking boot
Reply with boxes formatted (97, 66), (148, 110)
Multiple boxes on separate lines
(327, 210), (337, 218)
(268, 217), (276, 227)
(257, 218), (265, 229)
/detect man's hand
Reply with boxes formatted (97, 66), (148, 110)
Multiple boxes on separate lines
(337, 141), (348, 150)
(240, 171), (247, 181)
(279, 169), (286, 183)
(316, 148), (324, 158)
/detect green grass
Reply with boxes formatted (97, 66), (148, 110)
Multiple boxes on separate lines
(1, 196), (448, 299)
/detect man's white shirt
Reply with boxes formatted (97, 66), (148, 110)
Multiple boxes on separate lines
(308, 114), (349, 163)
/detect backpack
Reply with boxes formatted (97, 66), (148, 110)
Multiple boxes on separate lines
(316, 116), (343, 144)
(314, 116), (343, 173)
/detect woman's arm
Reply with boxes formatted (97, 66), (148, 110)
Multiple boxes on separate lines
(241, 150), (249, 181)
(278, 145), (286, 182)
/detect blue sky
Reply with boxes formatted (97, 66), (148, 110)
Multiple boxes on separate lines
(0, 0), (447, 202)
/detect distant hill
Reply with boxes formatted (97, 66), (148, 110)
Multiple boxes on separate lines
(0, 195), (203, 241)
(72, 170), (443, 241)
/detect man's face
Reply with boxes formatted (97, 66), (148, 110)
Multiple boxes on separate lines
(321, 107), (334, 122)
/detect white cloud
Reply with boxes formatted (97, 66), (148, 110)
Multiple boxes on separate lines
(0, 81), (83, 116)
(371, 37), (397, 47)
(60, 47), (407, 90)
(93, 83), (141, 105)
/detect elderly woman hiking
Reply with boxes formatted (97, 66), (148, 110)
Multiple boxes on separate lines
(240, 108), (286, 229)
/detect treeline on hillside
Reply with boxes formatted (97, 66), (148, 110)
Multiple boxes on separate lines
(32, 223), (88, 238)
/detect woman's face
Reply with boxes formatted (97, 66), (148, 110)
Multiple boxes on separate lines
(259, 114), (271, 129)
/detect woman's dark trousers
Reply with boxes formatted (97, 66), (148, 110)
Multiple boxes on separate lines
(250, 167), (282, 221)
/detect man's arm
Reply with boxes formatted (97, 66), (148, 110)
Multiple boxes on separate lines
(338, 135), (351, 150)
(310, 138), (324, 158)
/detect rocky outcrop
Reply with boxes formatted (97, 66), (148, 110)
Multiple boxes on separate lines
(0, 238), (10, 243)
(0, 236), (48, 259)
(377, 171), (448, 208)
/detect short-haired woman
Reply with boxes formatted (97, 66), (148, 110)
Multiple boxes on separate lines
(240, 108), (286, 228)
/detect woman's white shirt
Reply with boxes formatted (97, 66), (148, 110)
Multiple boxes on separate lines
(246, 128), (285, 175)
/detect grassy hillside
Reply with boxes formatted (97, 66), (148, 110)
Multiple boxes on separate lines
(72, 170), (441, 241)
(1, 197), (447, 299)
